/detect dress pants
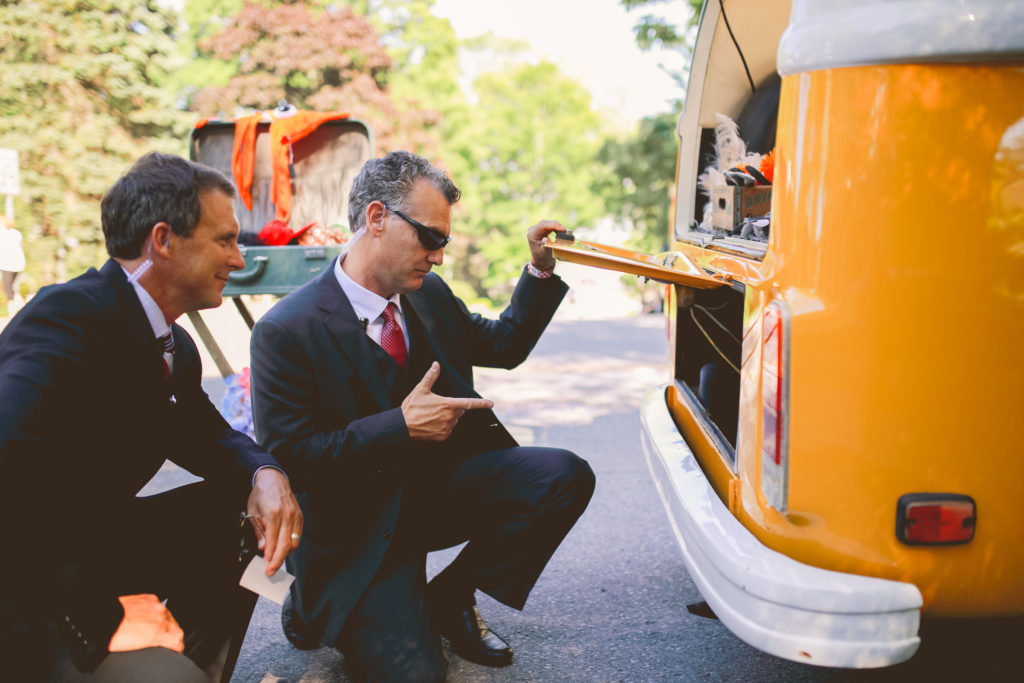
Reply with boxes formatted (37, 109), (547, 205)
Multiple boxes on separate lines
(337, 446), (595, 682)
(40, 480), (256, 683)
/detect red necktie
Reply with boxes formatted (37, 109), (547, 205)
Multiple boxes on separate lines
(380, 303), (407, 367)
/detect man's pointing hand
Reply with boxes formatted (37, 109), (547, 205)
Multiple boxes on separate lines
(402, 362), (494, 441)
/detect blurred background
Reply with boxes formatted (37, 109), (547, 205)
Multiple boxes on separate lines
(0, 0), (705, 320)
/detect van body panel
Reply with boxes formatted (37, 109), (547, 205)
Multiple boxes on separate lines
(779, 0), (1024, 77)
(741, 63), (1024, 615)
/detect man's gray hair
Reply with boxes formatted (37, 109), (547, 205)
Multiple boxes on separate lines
(347, 150), (461, 232)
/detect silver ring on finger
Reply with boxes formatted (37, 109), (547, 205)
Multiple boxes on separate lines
(291, 533), (301, 541)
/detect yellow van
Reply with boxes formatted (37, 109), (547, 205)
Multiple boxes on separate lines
(550, 0), (1024, 668)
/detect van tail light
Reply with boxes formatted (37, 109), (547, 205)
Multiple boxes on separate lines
(760, 301), (790, 511)
(897, 494), (976, 545)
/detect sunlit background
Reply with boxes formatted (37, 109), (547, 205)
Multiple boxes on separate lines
(0, 0), (703, 319)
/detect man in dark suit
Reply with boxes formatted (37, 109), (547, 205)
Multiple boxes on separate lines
(250, 150), (595, 681)
(0, 152), (303, 682)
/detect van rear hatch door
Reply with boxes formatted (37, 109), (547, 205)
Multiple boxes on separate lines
(545, 236), (728, 289)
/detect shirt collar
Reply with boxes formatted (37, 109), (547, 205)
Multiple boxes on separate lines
(334, 253), (401, 323)
(121, 265), (171, 341)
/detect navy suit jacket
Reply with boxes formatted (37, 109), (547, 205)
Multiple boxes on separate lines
(250, 263), (567, 645)
(0, 260), (280, 671)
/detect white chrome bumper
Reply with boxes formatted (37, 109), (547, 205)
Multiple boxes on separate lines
(640, 384), (922, 668)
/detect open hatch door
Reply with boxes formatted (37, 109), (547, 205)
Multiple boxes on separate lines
(545, 234), (728, 289)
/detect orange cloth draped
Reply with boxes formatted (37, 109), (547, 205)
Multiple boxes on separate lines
(224, 109), (351, 220)
(268, 110), (350, 222)
(231, 113), (263, 210)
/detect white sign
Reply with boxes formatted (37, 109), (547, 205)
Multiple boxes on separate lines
(0, 148), (20, 196)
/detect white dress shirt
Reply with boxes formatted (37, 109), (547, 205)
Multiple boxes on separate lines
(334, 253), (410, 352)
(123, 265), (174, 374)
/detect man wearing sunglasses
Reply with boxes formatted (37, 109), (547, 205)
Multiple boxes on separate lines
(250, 150), (595, 682)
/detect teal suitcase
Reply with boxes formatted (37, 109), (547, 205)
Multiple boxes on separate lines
(187, 116), (373, 296)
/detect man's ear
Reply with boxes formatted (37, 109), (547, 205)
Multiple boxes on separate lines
(150, 222), (173, 258)
(365, 202), (386, 237)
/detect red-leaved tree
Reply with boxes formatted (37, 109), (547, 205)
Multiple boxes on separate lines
(193, 1), (438, 154)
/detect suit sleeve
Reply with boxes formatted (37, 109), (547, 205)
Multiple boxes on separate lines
(250, 316), (410, 492)
(456, 266), (568, 369)
(167, 329), (280, 493)
(0, 290), (125, 672)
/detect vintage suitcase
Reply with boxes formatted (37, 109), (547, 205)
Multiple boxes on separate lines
(188, 116), (373, 296)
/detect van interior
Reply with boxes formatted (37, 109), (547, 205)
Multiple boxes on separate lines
(673, 281), (745, 462)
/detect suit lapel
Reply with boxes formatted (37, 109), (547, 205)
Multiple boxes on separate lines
(403, 290), (478, 399)
(316, 266), (393, 410)
(100, 260), (167, 383)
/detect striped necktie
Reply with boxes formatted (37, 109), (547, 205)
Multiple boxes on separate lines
(157, 331), (175, 378)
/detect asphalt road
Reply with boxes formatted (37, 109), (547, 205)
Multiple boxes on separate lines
(173, 312), (1022, 682)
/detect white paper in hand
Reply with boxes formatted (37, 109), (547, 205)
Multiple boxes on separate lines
(239, 555), (294, 604)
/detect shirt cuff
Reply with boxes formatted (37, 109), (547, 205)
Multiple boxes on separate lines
(252, 465), (287, 487)
(526, 262), (554, 279)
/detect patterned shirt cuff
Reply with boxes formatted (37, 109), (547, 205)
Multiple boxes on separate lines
(526, 262), (554, 279)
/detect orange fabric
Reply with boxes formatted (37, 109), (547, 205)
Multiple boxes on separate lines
(231, 113), (263, 211)
(194, 118), (211, 129)
(759, 148), (775, 184)
(268, 110), (350, 222)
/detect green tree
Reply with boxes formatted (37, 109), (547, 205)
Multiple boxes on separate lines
(171, 0), (244, 105)
(450, 61), (611, 299)
(363, 0), (463, 119)
(0, 0), (191, 287)
(623, 0), (703, 92)
(624, 0), (704, 47)
(359, 0), (474, 213)
(588, 0), (704, 259)
(596, 109), (681, 254)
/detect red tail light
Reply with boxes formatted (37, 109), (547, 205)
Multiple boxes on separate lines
(897, 494), (976, 545)
(760, 301), (789, 511)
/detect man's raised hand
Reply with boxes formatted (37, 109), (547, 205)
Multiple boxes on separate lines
(402, 362), (494, 441)
(527, 219), (567, 272)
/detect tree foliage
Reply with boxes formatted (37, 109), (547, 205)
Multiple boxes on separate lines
(623, 0), (703, 47)
(1, 0), (687, 310)
(365, 0), (464, 118)
(191, 0), (437, 154)
(449, 62), (611, 298)
(0, 0), (191, 287)
(591, 0), (704, 256)
(596, 110), (680, 254)
(623, 0), (703, 94)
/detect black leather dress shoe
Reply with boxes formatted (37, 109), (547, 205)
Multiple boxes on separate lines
(433, 603), (513, 667)
(281, 593), (320, 650)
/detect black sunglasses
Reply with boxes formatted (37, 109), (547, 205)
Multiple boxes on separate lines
(383, 204), (451, 251)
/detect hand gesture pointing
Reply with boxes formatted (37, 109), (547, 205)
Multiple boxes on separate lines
(401, 362), (494, 441)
